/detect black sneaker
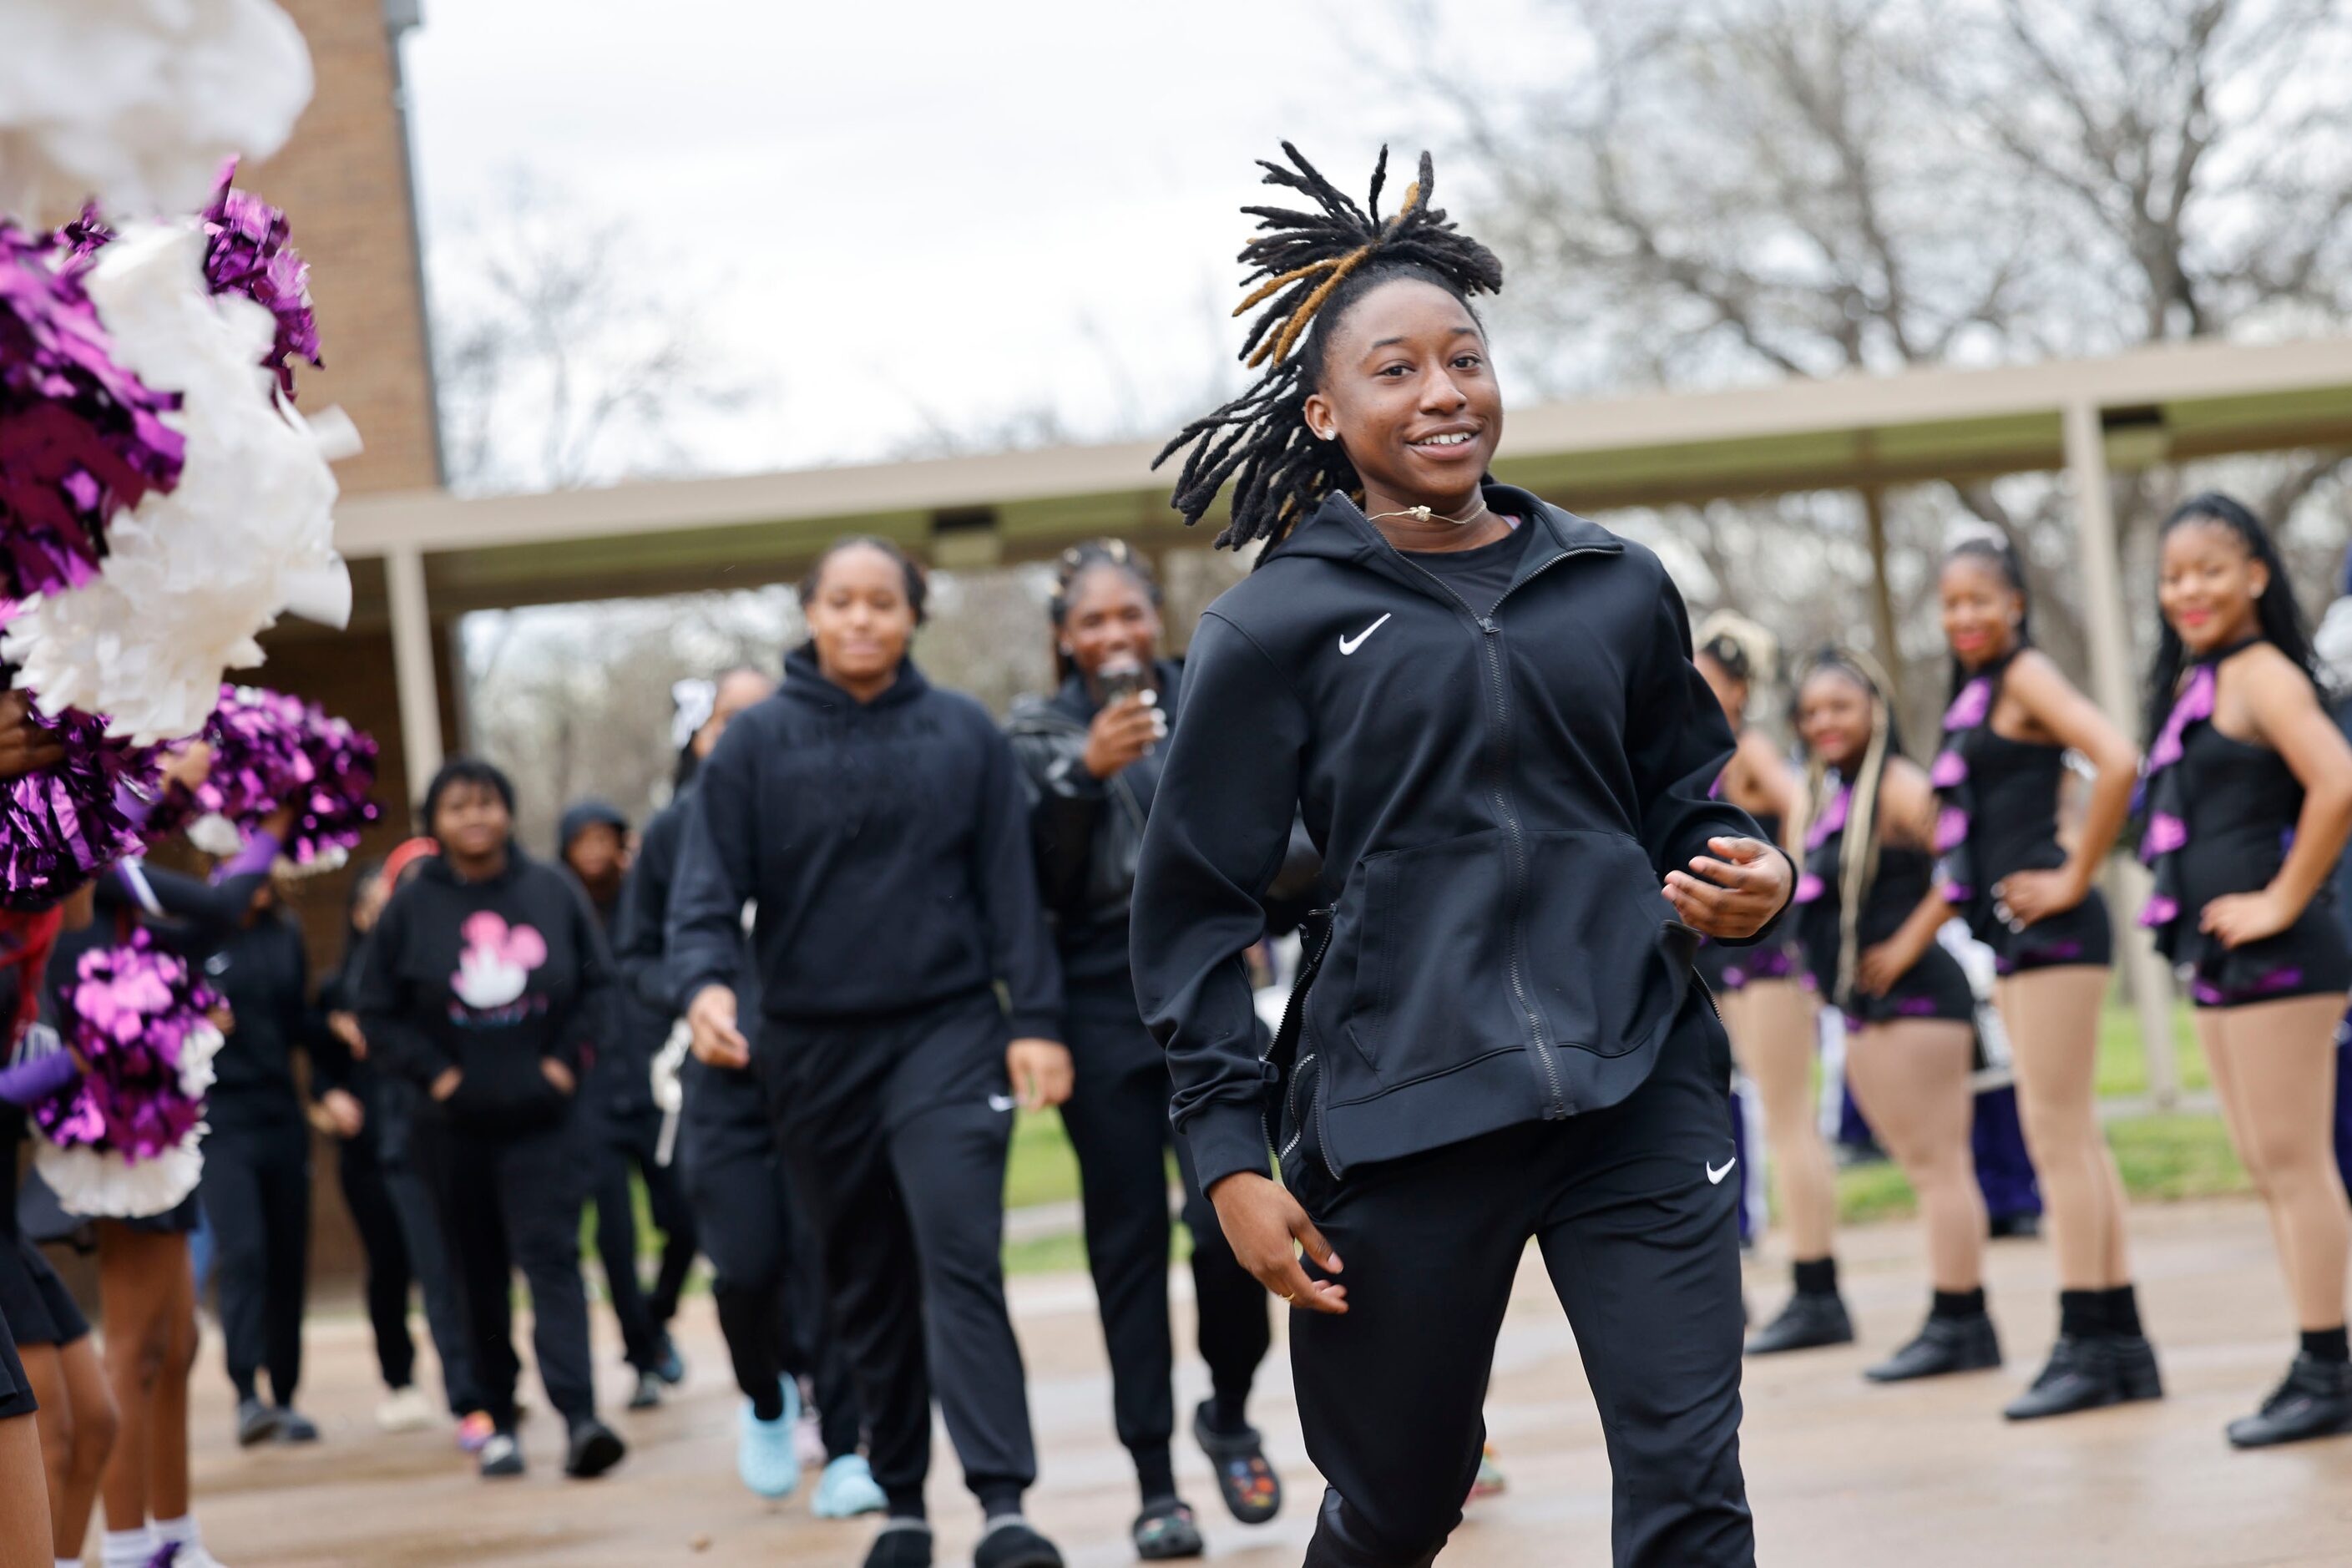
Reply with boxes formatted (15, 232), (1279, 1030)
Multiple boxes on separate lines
(653, 1331), (688, 1386)
(479, 1432), (525, 1478)
(626, 1370), (664, 1410)
(1865, 1313), (2002, 1383)
(2003, 1337), (2118, 1420)
(2111, 1334), (2164, 1404)
(1133, 1498), (1204, 1561)
(235, 1397), (285, 1448)
(2225, 1353), (2352, 1449)
(564, 1418), (626, 1479)
(1745, 1293), (1855, 1356)
(974, 1516), (1065, 1568)
(273, 1405), (321, 1444)
(862, 1521), (933, 1568)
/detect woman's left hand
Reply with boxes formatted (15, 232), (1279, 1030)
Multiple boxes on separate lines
(539, 1058), (577, 1095)
(2201, 889), (2294, 949)
(1006, 1039), (1074, 1110)
(1664, 837), (1793, 939)
(1854, 936), (1923, 997)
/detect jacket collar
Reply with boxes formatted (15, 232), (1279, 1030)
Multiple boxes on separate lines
(1268, 483), (1623, 604)
(782, 642), (931, 711)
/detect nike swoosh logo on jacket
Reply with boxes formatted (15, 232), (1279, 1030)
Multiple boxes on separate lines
(1131, 485), (1790, 1192)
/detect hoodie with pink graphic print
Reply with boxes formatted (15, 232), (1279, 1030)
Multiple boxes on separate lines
(357, 852), (614, 1130)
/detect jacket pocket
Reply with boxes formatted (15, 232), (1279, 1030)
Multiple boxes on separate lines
(450, 1039), (562, 1121)
(1522, 830), (1697, 1060)
(1337, 831), (1541, 1091)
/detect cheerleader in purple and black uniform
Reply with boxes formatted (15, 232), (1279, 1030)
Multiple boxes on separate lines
(1932, 536), (2159, 1420)
(1691, 615), (1851, 1356)
(2138, 493), (2352, 1448)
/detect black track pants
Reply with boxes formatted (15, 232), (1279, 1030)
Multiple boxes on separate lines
(336, 1088), (417, 1392)
(587, 1102), (699, 1371)
(1058, 984), (1270, 1475)
(758, 989), (1036, 1519)
(424, 1112), (599, 1429)
(1287, 999), (1754, 1568)
(681, 1060), (862, 1456)
(378, 1088), (483, 1417)
(200, 1116), (311, 1406)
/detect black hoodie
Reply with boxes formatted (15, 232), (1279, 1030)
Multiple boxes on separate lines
(357, 850), (612, 1131)
(666, 646), (1062, 1038)
(1131, 486), (1784, 1194)
(559, 799), (668, 1121)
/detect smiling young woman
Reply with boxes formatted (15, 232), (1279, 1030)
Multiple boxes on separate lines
(1135, 145), (1791, 1568)
(2137, 494), (2352, 1448)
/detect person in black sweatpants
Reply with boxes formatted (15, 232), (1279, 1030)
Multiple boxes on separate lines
(559, 798), (697, 1411)
(671, 537), (1070, 1568)
(359, 757), (626, 1484)
(1133, 146), (1792, 1568)
(617, 667), (878, 1510)
(1008, 540), (1297, 1561)
(198, 878), (340, 1447)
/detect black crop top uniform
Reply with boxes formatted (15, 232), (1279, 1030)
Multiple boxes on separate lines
(2140, 643), (2352, 1009)
(1930, 658), (2114, 976)
(1796, 785), (1978, 1030)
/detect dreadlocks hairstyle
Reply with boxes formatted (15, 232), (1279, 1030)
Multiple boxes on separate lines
(801, 535), (929, 625)
(1941, 531), (2032, 700)
(1049, 539), (1162, 685)
(1796, 646), (1906, 1010)
(2143, 492), (2319, 745)
(1695, 609), (1779, 720)
(1154, 143), (1505, 555)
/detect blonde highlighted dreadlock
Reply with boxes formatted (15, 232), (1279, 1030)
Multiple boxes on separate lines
(1798, 645), (1901, 1011)
(1695, 609), (1780, 702)
(1154, 144), (1503, 554)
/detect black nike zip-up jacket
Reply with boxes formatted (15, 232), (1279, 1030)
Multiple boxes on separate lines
(1131, 486), (1787, 1194)
(666, 647), (1063, 1038)
(356, 852), (611, 1131)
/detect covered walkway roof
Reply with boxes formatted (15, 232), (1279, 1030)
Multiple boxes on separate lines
(331, 332), (2352, 617)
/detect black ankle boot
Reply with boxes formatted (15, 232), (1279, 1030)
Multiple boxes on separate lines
(2003, 1337), (2119, 1420)
(2225, 1353), (2352, 1449)
(2110, 1333), (2163, 1404)
(1865, 1311), (2001, 1383)
(1745, 1292), (1855, 1355)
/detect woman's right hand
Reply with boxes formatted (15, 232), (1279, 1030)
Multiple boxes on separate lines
(0, 692), (63, 781)
(686, 984), (751, 1069)
(429, 1066), (463, 1102)
(1081, 693), (1166, 780)
(1208, 1171), (1348, 1314)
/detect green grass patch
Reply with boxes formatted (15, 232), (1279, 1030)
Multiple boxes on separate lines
(2094, 995), (2208, 1099)
(1825, 1111), (2249, 1226)
(1005, 1107), (1084, 1210)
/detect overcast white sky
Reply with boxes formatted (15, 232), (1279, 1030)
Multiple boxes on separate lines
(401, 1), (1559, 477)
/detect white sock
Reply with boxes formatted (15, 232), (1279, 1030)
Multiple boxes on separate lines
(61, 1557), (85, 1568)
(153, 1515), (200, 1546)
(101, 1527), (155, 1568)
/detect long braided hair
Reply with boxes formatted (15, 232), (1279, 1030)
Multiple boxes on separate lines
(1798, 645), (1904, 1009)
(1695, 609), (1779, 723)
(1154, 144), (1505, 556)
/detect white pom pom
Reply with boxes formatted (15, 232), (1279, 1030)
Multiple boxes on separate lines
(185, 813), (243, 857)
(36, 1127), (208, 1219)
(0, 221), (350, 745)
(0, 0), (313, 216)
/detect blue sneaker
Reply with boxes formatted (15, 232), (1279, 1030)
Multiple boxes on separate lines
(812, 1453), (888, 1519)
(737, 1378), (802, 1499)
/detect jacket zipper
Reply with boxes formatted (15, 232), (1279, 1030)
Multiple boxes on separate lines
(1265, 913), (1335, 1162)
(1388, 539), (1614, 1120)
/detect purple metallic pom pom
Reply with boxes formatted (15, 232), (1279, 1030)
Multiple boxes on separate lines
(0, 680), (155, 911)
(153, 685), (380, 867)
(34, 930), (215, 1162)
(0, 221), (186, 602)
(202, 162), (321, 400)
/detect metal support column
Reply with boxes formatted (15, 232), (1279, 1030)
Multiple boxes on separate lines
(385, 544), (445, 810)
(2062, 399), (2180, 1106)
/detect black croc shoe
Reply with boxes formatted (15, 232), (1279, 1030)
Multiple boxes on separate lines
(862, 1521), (933, 1568)
(2004, 1337), (2119, 1420)
(1865, 1313), (2001, 1383)
(2226, 1353), (2352, 1449)
(974, 1517), (1065, 1568)
(563, 1418), (626, 1479)
(1132, 1499), (1204, 1561)
(1192, 1401), (1282, 1525)
(1745, 1293), (1856, 1356)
